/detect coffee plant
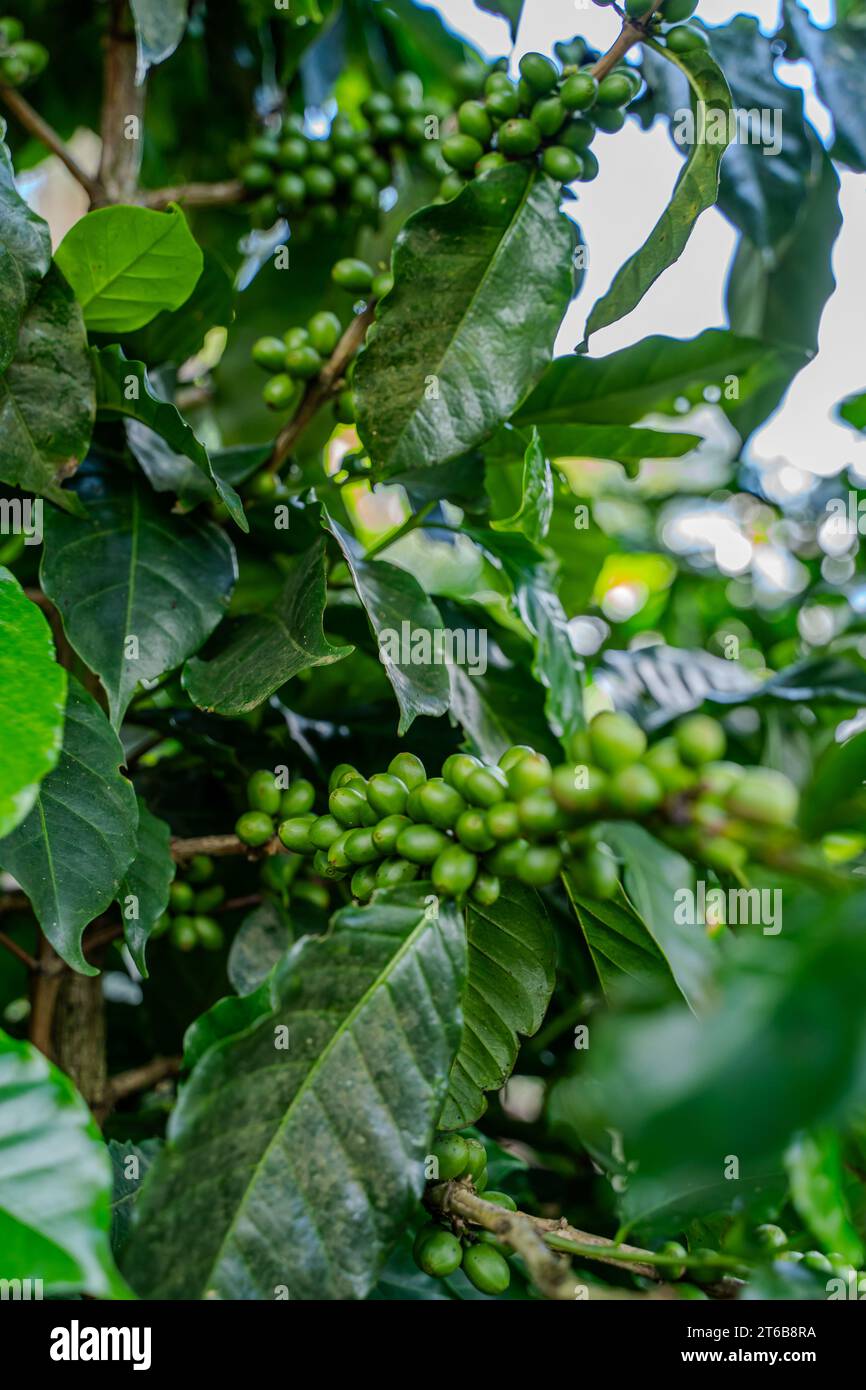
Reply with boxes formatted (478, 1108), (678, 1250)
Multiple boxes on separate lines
(1, 0), (866, 1312)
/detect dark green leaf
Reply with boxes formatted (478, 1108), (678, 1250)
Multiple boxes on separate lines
(0, 132), (51, 374)
(91, 345), (247, 530)
(0, 267), (94, 513)
(584, 46), (732, 343)
(490, 428), (552, 543)
(120, 250), (234, 367)
(124, 887), (466, 1299)
(0, 679), (138, 975)
(786, 1130), (864, 1266)
(600, 822), (716, 1013)
(564, 876), (675, 1001)
(0, 568), (66, 839)
(118, 799), (175, 977)
(227, 900), (292, 997)
(109, 1138), (162, 1260)
(130, 0), (188, 82)
(328, 517), (451, 735)
(0, 1029), (126, 1294)
(474, 0), (524, 38)
(41, 471), (237, 727)
(784, 0), (866, 171)
(441, 881), (555, 1129)
(355, 165), (575, 473)
(55, 205), (203, 334)
(183, 539), (351, 715)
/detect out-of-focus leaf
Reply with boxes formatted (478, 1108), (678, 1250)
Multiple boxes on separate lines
(227, 900), (292, 997)
(786, 1130), (864, 1266)
(784, 0), (866, 171)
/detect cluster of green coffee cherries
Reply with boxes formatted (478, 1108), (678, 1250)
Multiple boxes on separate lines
(250, 256), (391, 415)
(236, 710), (800, 909)
(236, 74), (446, 230)
(0, 16), (47, 86)
(414, 1132), (515, 1294)
(152, 855), (225, 953)
(438, 48), (643, 199)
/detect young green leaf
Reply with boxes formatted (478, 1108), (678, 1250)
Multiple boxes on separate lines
(183, 538), (351, 715)
(124, 887), (466, 1299)
(41, 471), (237, 728)
(55, 204), (203, 333)
(0, 1030), (128, 1295)
(0, 267), (94, 513)
(91, 345), (247, 530)
(0, 679), (138, 975)
(0, 568), (66, 839)
(355, 164), (576, 473)
(490, 428), (553, 544)
(441, 881), (555, 1129)
(583, 47), (732, 344)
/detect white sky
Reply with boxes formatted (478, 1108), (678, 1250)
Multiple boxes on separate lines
(431, 0), (866, 481)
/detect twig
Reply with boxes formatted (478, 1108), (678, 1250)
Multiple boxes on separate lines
(171, 833), (280, 860)
(590, 2), (665, 82)
(0, 891), (29, 914)
(0, 83), (104, 200)
(265, 302), (378, 473)
(139, 178), (247, 210)
(29, 934), (65, 1059)
(98, 0), (143, 203)
(430, 1182), (580, 1300)
(106, 1055), (181, 1104)
(0, 931), (38, 972)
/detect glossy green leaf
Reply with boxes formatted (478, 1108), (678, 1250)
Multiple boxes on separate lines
(0, 679), (138, 975)
(786, 1130), (864, 1267)
(441, 881), (555, 1129)
(91, 345), (247, 530)
(183, 538), (351, 715)
(0, 568), (66, 839)
(121, 249), (234, 367)
(0, 132), (51, 375)
(124, 887), (466, 1299)
(41, 470), (237, 727)
(564, 877), (676, 1002)
(130, 0), (188, 82)
(109, 1138), (162, 1260)
(0, 1030), (127, 1295)
(490, 428), (552, 543)
(118, 799), (175, 977)
(355, 165), (575, 473)
(55, 204), (203, 333)
(600, 822), (716, 1014)
(0, 267), (94, 513)
(784, 0), (866, 171)
(328, 517), (451, 735)
(584, 46), (731, 343)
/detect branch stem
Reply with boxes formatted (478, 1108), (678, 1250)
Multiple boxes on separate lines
(139, 178), (247, 210)
(0, 83), (103, 199)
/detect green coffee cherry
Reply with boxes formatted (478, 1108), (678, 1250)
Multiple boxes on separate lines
(371, 271), (394, 298)
(432, 1133), (470, 1179)
(666, 24), (708, 52)
(561, 72), (598, 111)
(485, 87), (521, 122)
(658, 1240), (688, 1280)
(559, 117), (595, 151)
(756, 1224), (787, 1251)
(388, 752), (427, 789)
(277, 780), (313, 817)
(442, 133), (485, 172)
(329, 763), (360, 791)
(551, 763), (606, 815)
(458, 100), (493, 144)
(643, 738), (694, 793)
(278, 814), (316, 853)
(0, 17), (24, 44)
(506, 753), (552, 800)
(483, 1190), (517, 1212)
(252, 335), (289, 371)
(235, 811), (275, 847)
(332, 258), (375, 293)
(432, 844), (478, 897)
(329, 786), (373, 828)
(285, 344), (323, 379)
(675, 714), (726, 766)
(308, 814), (344, 850)
(171, 916), (199, 952)
(519, 52), (559, 94)
(194, 915), (224, 951)
(417, 1229), (464, 1278)
(262, 374), (298, 411)
(367, 773), (409, 817)
(375, 856), (420, 887)
(169, 880), (195, 912)
(661, 0), (699, 20)
(396, 823), (450, 865)
(499, 745), (534, 772)
(277, 136), (308, 168)
(596, 72), (637, 108)
(699, 836), (747, 875)
(542, 146), (583, 182)
(240, 160), (273, 190)
(726, 768), (798, 827)
(307, 311), (342, 356)
(462, 1243), (511, 1295)
(194, 884), (225, 913)
(532, 97), (567, 138)
(314, 848), (347, 880)
(497, 118), (542, 157)
(455, 809), (496, 853)
(485, 801), (521, 842)
(516, 844), (563, 887)
(578, 149), (600, 181)
(464, 766), (508, 808)
(415, 778), (467, 829)
(327, 831), (354, 870)
(477, 152), (509, 174)
(186, 854), (214, 884)
(248, 769), (281, 815)
(439, 172), (467, 201)
(472, 871), (501, 906)
(486, 838), (529, 878)
(593, 107), (626, 133)
(463, 1136), (487, 1181)
(589, 711), (647, 772)
(343, 828), (380, 865)
(518, 791), (564, 836)
(607, 764), (664, 815)
(372, 813), (412, 855)
(442, 753), (483, 796)
(351, 863), (379, 900)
